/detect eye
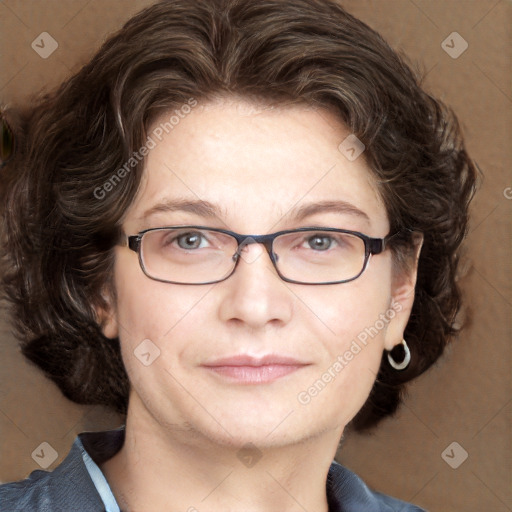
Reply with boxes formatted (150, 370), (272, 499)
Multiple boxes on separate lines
(161, 231), (209, 250)
(176, 232), (207, 250)
(306, 234), (334, 251)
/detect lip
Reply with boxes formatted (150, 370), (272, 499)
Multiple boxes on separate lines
(203, 354), (307, 367)
(201, 354), (310, 384)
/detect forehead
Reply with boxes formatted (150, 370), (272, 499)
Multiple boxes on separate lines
(124, 98), (388, 233)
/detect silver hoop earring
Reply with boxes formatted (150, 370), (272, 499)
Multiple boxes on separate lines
(387, 339), (411, 370)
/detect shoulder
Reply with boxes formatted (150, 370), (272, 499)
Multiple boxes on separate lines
(0, 438), (104, 512)
(0, 470), (52, 512)
(327, 460), (426, 511)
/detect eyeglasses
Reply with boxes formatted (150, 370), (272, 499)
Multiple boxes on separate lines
(122, 225), (398, 285)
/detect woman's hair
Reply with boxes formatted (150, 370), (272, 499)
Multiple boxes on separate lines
(0, 0), (476, 431)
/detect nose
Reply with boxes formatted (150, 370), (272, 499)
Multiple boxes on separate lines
(217, 241), (293, 329)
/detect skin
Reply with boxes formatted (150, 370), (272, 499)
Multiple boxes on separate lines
(97, 97), (420, 512)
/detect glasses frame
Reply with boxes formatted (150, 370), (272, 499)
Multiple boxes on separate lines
(123, 225), (399, 285)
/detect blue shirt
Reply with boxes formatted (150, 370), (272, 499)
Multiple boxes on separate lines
(0, 426), (426, 511)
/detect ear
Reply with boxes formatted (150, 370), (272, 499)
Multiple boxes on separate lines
(384, 233), (424, 351)
(95, 287), (119, 339)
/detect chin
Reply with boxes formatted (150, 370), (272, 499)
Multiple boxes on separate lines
(194, 407), (335, 449)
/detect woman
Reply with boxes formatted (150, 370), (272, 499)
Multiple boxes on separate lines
(0, 0), (476, 510)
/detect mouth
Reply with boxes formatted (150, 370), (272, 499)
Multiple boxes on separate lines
(201, 354), (310, 384)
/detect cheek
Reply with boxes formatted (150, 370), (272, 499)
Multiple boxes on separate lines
(112, 251), (215, 361)
(116, 282), (213, 342)
(112, 274), (216, 414)
(293, 282), (393, 426)
(294, 273), (393, 352)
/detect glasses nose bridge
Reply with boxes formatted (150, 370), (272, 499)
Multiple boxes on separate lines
(233, 232), (277, 261)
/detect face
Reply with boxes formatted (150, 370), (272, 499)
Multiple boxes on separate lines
(100, 97), (415, 449)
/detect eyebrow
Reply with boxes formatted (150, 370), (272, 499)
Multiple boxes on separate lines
(138, 198), (222, 222)
(290, 200), (370, 223)
(137, 198), (370, 225)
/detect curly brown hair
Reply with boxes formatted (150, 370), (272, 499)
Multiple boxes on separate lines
(0, 0), (476, 431)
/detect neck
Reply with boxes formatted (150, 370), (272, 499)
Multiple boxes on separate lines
(100, 398), (343, 512)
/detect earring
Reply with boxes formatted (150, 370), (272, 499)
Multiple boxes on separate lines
(387, 339), (411, 370)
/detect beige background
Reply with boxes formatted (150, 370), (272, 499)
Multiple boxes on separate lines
(0, 1), (510, 511)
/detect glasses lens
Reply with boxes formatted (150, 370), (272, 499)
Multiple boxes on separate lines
(273, 230), (366, 284)
(140, 228), (238, 283)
